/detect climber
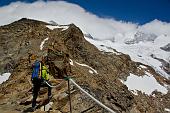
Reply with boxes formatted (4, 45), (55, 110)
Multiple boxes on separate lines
(31, 57), (52, 110)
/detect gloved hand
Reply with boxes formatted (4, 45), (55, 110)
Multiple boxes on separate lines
(63, 76), (70, 81)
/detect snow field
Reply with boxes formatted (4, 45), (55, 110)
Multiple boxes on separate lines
(121, 72), (168, 95)
(0, 73), (11, 84)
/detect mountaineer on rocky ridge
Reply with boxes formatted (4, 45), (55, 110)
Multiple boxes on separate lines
(0, 18), (169, 113)
(30, 46), (72, 112)
(31, 55), (52, 111)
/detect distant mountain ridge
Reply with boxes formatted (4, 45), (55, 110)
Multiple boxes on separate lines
(125, 31), (157, 44)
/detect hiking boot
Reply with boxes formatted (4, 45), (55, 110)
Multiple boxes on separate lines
(31, 106), (37, 112)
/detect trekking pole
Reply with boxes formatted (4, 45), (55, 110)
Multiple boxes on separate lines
(67, 78), (72, 113)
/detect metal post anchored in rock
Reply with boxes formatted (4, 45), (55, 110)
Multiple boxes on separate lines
(66, 77), (72, 113)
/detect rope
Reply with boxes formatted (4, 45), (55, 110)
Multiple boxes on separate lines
(45, 80), (65, 88)
(69, 78), (116, 113)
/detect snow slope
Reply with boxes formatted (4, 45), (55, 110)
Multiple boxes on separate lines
(84, 33), (170, 79)
(84, 33), (170, 95)
(121, 72), (168, 95)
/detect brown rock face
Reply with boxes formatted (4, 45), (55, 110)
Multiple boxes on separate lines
(46, 48), (71, 79)
(0, 18), (169, 113)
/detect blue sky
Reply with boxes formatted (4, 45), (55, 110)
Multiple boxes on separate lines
(67, 0), (170, 24)
(0, 0), (170, 24)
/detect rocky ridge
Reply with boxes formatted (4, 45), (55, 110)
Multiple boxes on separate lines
(0, 18), (169, 113)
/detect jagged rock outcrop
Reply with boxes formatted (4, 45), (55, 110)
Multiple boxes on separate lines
(150, 54), (170, 75)
(0, 18), (169, 113)
(161, 43), (170, 52)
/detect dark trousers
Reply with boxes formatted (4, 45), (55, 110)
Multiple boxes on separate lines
(32, 78), (52, 108)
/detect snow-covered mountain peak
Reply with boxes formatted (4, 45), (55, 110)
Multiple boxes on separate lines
(84, 33), (94, 39)
(49, 20), (58, 25)
(124, 31), (157, 44)
(85, 31), (170, 79)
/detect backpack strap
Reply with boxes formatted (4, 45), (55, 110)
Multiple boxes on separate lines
(39, 62), (42, 78)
